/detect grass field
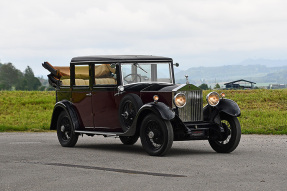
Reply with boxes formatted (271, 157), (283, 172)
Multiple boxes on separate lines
(0, 89), (286, 134)
(0, 91), (55, 132)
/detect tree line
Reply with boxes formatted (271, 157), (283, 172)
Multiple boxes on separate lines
(0, 62), (48, 91)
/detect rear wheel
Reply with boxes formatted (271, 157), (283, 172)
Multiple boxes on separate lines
(208, 114), (241, 153)
(140, 114), (173, 156)
(119, 135), (139, 145)
(57, 111), (79, 147)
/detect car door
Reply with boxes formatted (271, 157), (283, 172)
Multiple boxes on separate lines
(91, 63), (121, 132)
(70, 63), (94, 129)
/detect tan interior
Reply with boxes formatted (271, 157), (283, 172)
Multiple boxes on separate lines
(59, 64), (117, 86)
(62, 78), (116, 86)
(95, 78), (116, 85)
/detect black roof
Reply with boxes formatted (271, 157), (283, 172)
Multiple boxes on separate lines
(71, 55), (173, 63)
(224, 79), (256, 85)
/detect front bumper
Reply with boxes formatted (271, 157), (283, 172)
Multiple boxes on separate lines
(171, 116), (219, 141)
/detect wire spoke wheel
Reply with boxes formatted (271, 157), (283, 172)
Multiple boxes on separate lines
(119, 135), (139, 145)
(208, 114), (241, 153)
(57, 111), (79, 147)
(59, 117), (72, 141)
(119, 94), (143, 132)
(145, 120), (164, 150)
(217, 120), (232, 145)
(121, 101), (136, 127)
(140, 114), (173, 156)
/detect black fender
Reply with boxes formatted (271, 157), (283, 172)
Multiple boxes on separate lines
(137, 102), (175, 121)
(122, 102), (175, 136)
(50, 100), (82, 131)
(203, 98), (241, 122)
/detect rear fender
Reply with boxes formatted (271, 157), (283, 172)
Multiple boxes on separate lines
(50, 100), (82, 130)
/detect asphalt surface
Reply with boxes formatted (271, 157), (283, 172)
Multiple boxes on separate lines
(0, 133), (286, 191)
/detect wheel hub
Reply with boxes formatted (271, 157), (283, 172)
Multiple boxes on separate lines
(121, 111), (129, 119)
(148, 131), (155, 139)
(60, 125), (65, 132)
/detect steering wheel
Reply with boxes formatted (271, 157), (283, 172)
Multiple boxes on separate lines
(123, 74), (141, 83)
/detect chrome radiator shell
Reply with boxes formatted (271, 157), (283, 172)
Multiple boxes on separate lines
(174, 90), (203, 122)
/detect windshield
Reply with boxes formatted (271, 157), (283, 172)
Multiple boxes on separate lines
(121, 62), (173, 85)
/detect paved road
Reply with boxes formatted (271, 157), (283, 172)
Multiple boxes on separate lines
(0, 133), (286, 191)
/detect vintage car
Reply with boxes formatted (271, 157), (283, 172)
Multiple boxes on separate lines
(42, 55), (241, 156)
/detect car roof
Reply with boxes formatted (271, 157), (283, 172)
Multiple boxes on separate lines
(71, 55), (173, 63)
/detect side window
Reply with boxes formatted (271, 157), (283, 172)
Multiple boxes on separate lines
(74, 64), (89, 86)
(94, 64), (117, 86)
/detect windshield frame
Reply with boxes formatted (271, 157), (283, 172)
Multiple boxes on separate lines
(120, 62), (174, 86)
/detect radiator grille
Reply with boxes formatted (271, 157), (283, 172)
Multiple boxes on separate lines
(177, 90), (203, 122)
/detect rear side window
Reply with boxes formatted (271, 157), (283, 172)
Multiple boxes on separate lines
(93, 64), (117, 86)
(74, 65), (89, 86)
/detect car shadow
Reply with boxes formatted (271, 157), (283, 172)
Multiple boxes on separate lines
(74, 143), (215, 156)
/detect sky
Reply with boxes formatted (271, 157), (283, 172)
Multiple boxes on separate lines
(1, 0), (287, 76)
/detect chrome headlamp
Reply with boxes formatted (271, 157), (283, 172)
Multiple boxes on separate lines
(206, 92), (220, 106)
(174, 93), (186, 108)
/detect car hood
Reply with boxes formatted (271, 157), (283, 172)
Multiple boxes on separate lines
(124, 83), (201, 92)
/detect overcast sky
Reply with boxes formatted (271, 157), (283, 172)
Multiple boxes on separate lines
(1, 0), (287, 76)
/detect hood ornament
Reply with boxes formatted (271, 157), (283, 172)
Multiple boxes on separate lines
(185, 75), (189, 84)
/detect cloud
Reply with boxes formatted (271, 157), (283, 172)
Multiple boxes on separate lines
(0, 0), (287, 75)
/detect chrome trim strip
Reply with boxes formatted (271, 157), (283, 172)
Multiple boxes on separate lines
(75, 130), (123, 136)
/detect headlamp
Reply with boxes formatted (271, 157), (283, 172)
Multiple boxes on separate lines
(174, 93), (186, 108)
(206, 92), (220, 106)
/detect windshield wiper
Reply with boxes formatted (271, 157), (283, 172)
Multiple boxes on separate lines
(134, 63), (147, 73)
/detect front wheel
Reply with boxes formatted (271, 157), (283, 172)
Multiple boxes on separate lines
(140, 114), (173, 156)
(57, 111), (79, 147)
(208, 114), (241, 153)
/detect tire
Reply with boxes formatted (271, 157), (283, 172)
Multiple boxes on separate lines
(119, 135), (139, 145)
(119, 94), (143, 132)
(208, 114), (241, 153)
(57, 111), (79, 147)
(140, 114), (173, 156)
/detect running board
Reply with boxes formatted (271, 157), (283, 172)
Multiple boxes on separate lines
(75, 130), (124, 136)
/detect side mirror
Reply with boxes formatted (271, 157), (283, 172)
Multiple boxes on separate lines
(118, 85), (124, 92)
(115, 85), (125, 96)
(174, 63), (179, 67)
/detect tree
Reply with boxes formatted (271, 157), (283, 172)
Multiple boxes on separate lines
(23, 66), (41, 90)
(199, 83), (209, 90)
(214, 83), (220, 89)
(0, 63), (21, 90)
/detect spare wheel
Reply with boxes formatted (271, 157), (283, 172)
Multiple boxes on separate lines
(119, 94), (143, 132)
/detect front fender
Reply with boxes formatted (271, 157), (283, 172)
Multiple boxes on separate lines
(203, 99), (241, 121)
(216, 99), (241, 117)
(122, 102), (175, 136)
(138, 102), (175, 120)
(50, 100), (82, 130)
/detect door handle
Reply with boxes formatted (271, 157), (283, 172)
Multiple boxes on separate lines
(86, 93), (92, 96)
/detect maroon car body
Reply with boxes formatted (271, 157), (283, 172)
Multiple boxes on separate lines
(43, 55), (241, 156)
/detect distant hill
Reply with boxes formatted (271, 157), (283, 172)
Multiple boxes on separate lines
(238, 59), (287, 67)
(175, 65), (287, 86)
(251, 70), (287, 84)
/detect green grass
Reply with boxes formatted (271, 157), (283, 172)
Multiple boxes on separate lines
(0, 89), (286, 134)
(0, 91), (55, 132)
(203, 89), (287, 134)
